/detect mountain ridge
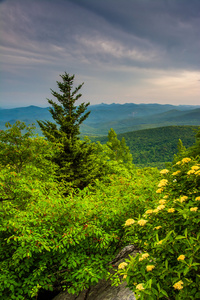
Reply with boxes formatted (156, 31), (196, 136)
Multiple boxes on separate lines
(0, 103), (200, 135)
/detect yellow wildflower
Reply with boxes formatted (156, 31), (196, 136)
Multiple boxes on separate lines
(160, 169), (169, 174)
(195, 170), (200, 175)
(182, 157), (191, 164)
(190, 207), (198, 212)
(124, 219), (135, 226)
(145, 209), (154, 214)
(154, 226), (162, 230)
(187, 169), (195, 175)
(159, 199), (166, 204)
(172, 170), (181, 176)
(195, 196), (200, 201)
(136, 283), (144, 290)
(158, 179), (168, 188)
(153, 208), (159, 213)
(179, 196), (188, 203)
(139, 253), (149, 261)
(168, 208), (175, 213)
(139, 257), (143, 262)
(191, 165), (200, 170)
(156, 188), (163, 194)
(123, 274), (127, 279)
(176, 161), (181, 165)
(146, 265), (155, 272)
(177, 255), (185, 261)
(118, 262), (128, 269)
(163, 195), (168, 199)
(157, 240), (163, 245)
(138, 219), (147, 226)
(157, 205), (165, 210)
(173, 280), (184, 290)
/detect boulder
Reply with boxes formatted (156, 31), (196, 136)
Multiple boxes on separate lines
(53, 280), (135, 300)
(53, 245), (139, 300)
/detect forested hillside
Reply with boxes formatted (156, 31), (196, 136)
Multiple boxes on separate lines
(93, 126), (199, 166)
(0, 73), (199, 299)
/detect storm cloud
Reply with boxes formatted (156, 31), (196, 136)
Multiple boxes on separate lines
(0, 0), (200, 107)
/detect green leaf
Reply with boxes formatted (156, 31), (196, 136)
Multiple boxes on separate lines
(160, 289), (169, 298)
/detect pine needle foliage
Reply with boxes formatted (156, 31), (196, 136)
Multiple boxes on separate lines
(37, 72), (96, 188)
(37, 72), (90, 143)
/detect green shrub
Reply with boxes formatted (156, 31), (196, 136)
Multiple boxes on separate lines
(0, 168), (159, 299)
(118, 157), (200, 299)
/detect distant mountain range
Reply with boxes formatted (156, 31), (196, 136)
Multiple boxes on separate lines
(0, 103), (200, 135)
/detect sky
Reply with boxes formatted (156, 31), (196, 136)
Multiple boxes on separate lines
(0, 0), (200, 108)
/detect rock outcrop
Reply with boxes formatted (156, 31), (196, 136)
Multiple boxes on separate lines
(53, 245), (140, 300)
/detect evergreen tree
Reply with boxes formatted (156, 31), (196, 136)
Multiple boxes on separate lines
(37, 72), (97, 188)
(37, 72), (90, 143)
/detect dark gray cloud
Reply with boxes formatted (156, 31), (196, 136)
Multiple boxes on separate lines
(0, 0), (200, 107)
(69, 0), (200, 69)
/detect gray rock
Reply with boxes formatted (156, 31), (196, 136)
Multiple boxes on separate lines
(53, 246), (138, 300)
(53, 280), (135, 300)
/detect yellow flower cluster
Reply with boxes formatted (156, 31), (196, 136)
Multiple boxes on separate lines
(146, 265), (155, 272)
(191, 165), (200, 170)
(181, 157), (191, 164)
(172, 170), (181, 176)
(187, 165), (200, 176)
(187, 169), (195, 175)
(173, 280), (184, 290)
(139, 253), (149, 261)
(124, 219), (135, 226)
(136, 283), (144, 290)
(177, 255), (185, 261)
(158, 179), (168, 188)
(179, 196), (188, 203)
(190, 207), (198, 212)
(154, 226), (162, 230)
(168, 208), (175, 213)
(163, 195), (168, 199)
(145, 209), (154, 214)
(159, 199), (166, 204)
(156, 188), (163, 194)
(195, 196), (200, 201)
(118, 262), (128, 269)
(157, 205), (165, 211)
(160, 169), (169, 174)
(138, 219), (147, 226)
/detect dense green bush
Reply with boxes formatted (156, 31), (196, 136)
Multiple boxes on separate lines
(118, 157), (200, 299)
(0, 169), (159, 299)
(0, 121), (159, 299)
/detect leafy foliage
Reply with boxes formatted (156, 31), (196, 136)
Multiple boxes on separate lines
(0, 124), (159, 299)
(117, 157), (200, 299)
(107, 128), (133, 166)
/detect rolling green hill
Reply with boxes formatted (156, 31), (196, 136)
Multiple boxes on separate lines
(93, 125), (199, 166)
